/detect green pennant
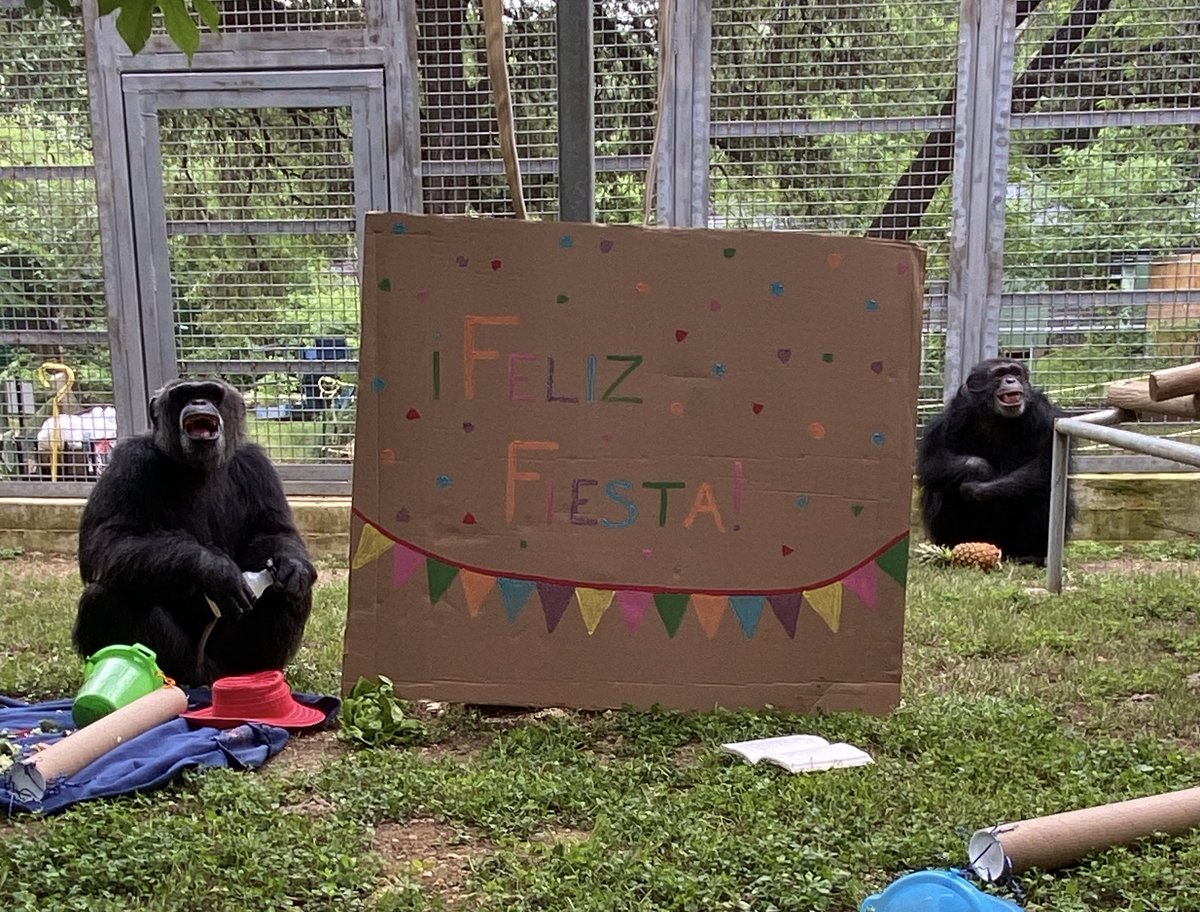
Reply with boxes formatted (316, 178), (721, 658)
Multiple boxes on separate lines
(875, 536), (910, 588)
(426, 558), (460, 604)
(653, 593), (690, 638)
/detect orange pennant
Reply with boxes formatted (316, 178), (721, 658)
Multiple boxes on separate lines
(691, 594), (727, 639)
(459, 570), (496, 617)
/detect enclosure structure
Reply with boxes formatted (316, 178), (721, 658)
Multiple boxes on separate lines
(0, 0), (1198, 493)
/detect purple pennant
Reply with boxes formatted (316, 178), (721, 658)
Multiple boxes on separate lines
(767, 594), (802, 639)
(537, 582), (575, 632)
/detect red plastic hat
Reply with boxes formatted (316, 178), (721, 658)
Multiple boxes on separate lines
(181, 670), (326, 730)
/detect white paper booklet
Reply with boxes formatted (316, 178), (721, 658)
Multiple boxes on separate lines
(721, 734), (874, 773)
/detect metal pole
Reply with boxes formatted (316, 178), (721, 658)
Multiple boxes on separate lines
(557, 3), (594, 222)
(1046, 423), (1071, 593)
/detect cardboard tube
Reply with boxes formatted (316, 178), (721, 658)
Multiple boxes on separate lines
(969, 786), (1200, 882)
(6, 685), (188, 801)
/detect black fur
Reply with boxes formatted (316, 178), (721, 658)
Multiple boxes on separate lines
(917, 358), (1075, 565)
(73, 378), (316, 684)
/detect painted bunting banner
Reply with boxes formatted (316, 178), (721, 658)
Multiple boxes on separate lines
(343, 213), (925, 712)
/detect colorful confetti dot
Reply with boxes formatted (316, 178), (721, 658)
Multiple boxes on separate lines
(770, 282), (785, 297)
(827, 252), (844, 269)
(395, 507), (410, 522)
(406, 408), (421, 420)
(559, 235), (574, 248)
(808, 422), (826, 439)
(795, 495), (810, 509)
(463, 421), (475, 433)
(381, 448), (395, 464)
(670, 401), (685, 415)
(432, 330), (442, 341)
(415, 289), (428, 303)
(600, 239), (614, 253)
(556, 294), (570, 304)
(723, 248), (737, 259)
(851, 504), (864, 517)
(709, 299), (721, 311)
(865, 299), (880, 312)
(712, 362), (727, 378)
(897, 261), (910, 275)
(777, 348), (792, 364)
(733, 524), (741, 532)
(371, 377), (386, 392)
(635, 281), (650, 295)
(781, 544), (795, 556)
(675, 329), (688, 342)
(391, 222), (407, 235)
(456, 255), (468, 267)
(436, 474), (453, 488)
(377, 278), (392, 291)
(872, 432), (885, 446)
(870, 360), (884, 374)
(491, 259), (503, 271)
(642, 548), (653, 559)
(519, 539), (528, 549)
(462, 513), (477, 525)
(751, 402), (764, 415)
(822, 352), (834, 363)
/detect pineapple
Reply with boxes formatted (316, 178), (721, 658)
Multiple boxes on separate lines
(915, 541), (1002, 571)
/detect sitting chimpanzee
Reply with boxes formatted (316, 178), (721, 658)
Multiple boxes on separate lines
(73, 377), (317, 684)
(917, 358), (1074, 565)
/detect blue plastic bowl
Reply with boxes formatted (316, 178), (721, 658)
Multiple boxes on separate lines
(860, 869), (1023, 912)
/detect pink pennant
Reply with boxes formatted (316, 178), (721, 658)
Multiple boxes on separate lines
(842, 563), (878, 611)
(393, 544), (425, 588)
(616, 590), (653, 634)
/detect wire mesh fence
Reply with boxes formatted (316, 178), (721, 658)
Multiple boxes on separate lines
(3, 0), (1200, 488)
(0, 7), (114, 482)
(1004, 0), (1200, 457)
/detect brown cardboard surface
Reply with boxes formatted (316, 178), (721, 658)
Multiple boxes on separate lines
(343, 213), (925, 712)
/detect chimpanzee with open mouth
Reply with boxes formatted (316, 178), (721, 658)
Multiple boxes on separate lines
(72, 377), (317, 684)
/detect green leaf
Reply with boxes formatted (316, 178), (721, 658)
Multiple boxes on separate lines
(159, 0), (200, 60)
(337, 675), (428, 748)
(115, 0), (155, 55)
(192, 0), (220, 32)
(97, 0), (120, 15)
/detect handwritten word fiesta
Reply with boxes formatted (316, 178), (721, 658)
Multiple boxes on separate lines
(506, 442), (745, 531)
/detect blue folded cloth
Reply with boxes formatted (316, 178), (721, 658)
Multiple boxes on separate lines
(0, 690), (340, 815)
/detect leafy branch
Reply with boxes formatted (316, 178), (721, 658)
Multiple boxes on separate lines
(24, 0), (219, 59)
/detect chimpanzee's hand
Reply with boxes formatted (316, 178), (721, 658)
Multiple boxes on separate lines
(960, 456), (994, 481)
(960, 480), (992, 502)
(271, 554), (317, 602)
(202, 552), (256, 620)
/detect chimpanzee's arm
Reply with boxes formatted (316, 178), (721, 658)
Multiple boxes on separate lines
(915, 412), (995, 490)
(232, 443), (317, 602)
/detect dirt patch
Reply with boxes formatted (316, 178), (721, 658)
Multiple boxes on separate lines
(419, 732), (492, 762)
(373, 817), (495, 909)
(0, 553), (76, 582)
(266, 729), (346, 775)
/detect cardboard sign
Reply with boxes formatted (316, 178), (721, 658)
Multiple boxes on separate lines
(344, 213), (925, 713)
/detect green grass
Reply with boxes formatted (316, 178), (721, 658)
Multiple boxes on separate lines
(4, 546), (1200, 910)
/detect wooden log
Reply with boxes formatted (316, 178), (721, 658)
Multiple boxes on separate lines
(1105, 379), (1199, 419)
(1149, 361), (1200, 401)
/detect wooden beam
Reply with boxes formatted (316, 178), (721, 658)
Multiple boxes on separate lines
(1149, 361), (1200, 401)
(1105, 378), (1199, 418)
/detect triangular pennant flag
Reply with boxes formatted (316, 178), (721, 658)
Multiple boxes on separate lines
(729, 596), (765, 639)
(497, 578), (536, 622)
(616, 590), (652, 633)
(767, 593), (802, 639)
(537, 582), (575, 633)
(426, 558), (459, 604)
(351, 523), (394, 570)
(876, 536), (909, 587)
(654, 593), (690, 638)
(459, 570), (496, 617)
(576, 587), (615, 635)
(691, 594), (727, 639)
(842, 563), (878, 610)
(804, 582), (843, 633)
(392, 543), (425, 588)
